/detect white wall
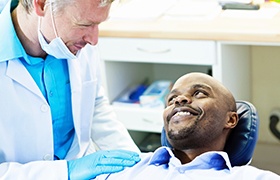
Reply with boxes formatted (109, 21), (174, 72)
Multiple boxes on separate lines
(250, 46), (280, 175)
(252, 46), (280, 144)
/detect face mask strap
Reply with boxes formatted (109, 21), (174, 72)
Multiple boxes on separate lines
(38, 16), (41, 31)
(49, 0), (58, 37)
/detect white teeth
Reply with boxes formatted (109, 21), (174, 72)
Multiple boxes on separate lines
(174, 111), (191, 116)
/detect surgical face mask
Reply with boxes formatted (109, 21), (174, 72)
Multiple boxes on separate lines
(38, 30), (77, 60)
(37, 1), (77, 60)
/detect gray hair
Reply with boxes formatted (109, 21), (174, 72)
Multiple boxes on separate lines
(19, 0), (114, 14)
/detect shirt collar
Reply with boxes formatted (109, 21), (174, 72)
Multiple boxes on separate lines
(0, 0), (30, 63)
(148, 147), (173, 165)
(148, 146), (233, 171)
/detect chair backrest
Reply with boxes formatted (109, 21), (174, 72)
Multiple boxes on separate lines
(161, 100), (259, 167)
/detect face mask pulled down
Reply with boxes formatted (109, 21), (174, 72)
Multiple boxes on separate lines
(37, 2), (77, 60)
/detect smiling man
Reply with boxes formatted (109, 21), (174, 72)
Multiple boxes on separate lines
(96, 72), (280, 179)
(163, 72), (237, 158)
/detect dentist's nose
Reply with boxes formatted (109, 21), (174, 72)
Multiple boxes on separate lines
(83, 25), (99, 45)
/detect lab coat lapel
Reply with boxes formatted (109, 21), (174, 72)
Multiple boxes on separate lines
(67, 58), (83, 152)
(6, 59), (45, 100)
(67, 54), (98, 158)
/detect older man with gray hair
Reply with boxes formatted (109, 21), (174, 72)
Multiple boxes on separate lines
(0, 0), (140, 179)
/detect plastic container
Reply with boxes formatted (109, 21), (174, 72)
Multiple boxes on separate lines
(140, 80), (172, 109)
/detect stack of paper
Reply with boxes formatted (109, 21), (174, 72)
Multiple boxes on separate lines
(220, 6), (280, 19)
(109, 0), (175, 20)
(163, 0), (222, 20)
(165, 0), (221, 17)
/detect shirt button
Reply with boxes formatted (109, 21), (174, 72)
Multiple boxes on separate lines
(49, 91), (53, 97)
(41, 104), (49, 112)
(178, 169), (185, 174)
(43, 154), (52, 160)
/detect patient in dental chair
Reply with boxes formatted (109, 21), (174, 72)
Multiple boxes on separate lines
(96, 72), (280, 180)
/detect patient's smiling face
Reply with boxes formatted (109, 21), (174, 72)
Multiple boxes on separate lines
(163, 72), (235, 150)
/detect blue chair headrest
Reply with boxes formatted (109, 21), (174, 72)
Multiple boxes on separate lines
(161, 100), (259, 166)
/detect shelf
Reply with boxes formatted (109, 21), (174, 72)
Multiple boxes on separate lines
(112, 105), (164, 133)
(99, 38), (251, 134)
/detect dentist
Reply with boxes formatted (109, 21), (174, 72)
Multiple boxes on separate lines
(0, 0), (140, 179)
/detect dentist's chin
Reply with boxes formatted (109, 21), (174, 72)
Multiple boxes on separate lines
(69, 45), (83, 55)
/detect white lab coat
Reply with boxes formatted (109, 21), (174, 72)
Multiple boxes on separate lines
(0, 44), (140, 179)
(0, 0), (9, 12)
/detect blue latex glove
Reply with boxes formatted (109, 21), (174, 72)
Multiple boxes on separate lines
(67, 149), (140, 180)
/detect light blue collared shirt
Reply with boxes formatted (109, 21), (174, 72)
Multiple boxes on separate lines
(96, 146), (280, 180)
(0, 1), (74, 160)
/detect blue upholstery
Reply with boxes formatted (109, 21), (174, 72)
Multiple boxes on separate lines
(161, 100), (259, 167)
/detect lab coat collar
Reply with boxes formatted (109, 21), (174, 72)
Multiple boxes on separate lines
(6, 59), (46, 101)
(0, 1), (27, 63)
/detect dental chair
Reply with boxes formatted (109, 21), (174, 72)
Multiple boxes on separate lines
(161, 100), (259, 167)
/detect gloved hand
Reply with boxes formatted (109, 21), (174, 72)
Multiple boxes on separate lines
(67, 149), (140, 180)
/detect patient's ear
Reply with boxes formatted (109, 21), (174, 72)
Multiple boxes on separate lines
(225, 111), (239, 129)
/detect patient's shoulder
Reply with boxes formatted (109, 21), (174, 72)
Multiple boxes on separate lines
(232, 165), (280, 178)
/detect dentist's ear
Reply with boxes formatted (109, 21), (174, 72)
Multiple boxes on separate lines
(33, 0), (46, 16)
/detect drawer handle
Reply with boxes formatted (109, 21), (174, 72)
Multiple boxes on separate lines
(136, 47), (171, 54)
